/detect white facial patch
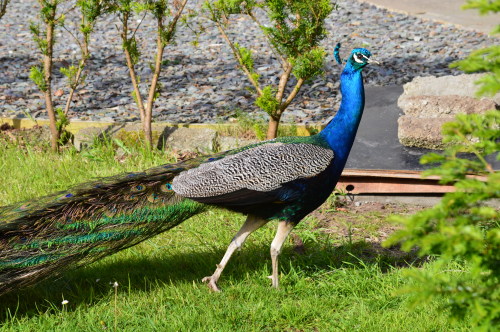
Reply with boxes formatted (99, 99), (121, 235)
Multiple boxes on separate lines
(353, 53), (368, 64)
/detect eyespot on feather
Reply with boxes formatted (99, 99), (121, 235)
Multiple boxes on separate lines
(131, 185), (146, 192)
(148, 193), (160, 203)
(126, 194), (139, 201)
(161, 183), (173, 192)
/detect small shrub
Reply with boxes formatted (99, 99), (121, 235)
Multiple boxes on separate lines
(386, 3), (499, 328)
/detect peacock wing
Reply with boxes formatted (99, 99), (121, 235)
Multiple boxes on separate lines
(172, 142), (334, 206)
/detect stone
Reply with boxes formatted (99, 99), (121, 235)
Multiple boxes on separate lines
(112, 123), (173, 148)
(73, 125), (115, 151)
(400, 74), (500, 104)
(397, 116), (452, 150)
(398, 95), (497, 118)
(1, 0), (497, 126)
(217, 136), (259, 152)
(397, 74), (499, 150)
(161, 127), (218, 153)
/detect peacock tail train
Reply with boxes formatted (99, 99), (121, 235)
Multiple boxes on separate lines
(0, 137), (317, 295)
(0, 155), (215, 295)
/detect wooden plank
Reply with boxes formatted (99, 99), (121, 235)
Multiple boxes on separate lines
(338, 169), (458, 194)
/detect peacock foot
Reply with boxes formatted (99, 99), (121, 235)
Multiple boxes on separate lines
(268, 275), (279, 289)
(202, 276), (221, 292)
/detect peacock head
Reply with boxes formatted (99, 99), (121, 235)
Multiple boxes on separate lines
(334, 43), (378, 71)
(348, 48), (378, 70)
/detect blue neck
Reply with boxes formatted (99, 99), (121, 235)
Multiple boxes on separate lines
(319, 62), (365, 162)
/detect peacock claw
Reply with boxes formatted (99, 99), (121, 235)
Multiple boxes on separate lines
(202, 276), (221, 292)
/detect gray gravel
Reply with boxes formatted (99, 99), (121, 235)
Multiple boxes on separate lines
(0, 0), (497, 124)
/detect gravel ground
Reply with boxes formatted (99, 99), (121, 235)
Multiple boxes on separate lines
(0, 0), (497, 124)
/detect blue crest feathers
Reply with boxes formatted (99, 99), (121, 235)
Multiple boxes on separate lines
(334, 43), (343, 64)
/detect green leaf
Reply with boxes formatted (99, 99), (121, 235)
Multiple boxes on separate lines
(255, 86), (279, 116)
(29, 66), (47, 92)
(291, 47), (327, 80)
(123, 37), (141, 65)
(462, 0), (500, 15)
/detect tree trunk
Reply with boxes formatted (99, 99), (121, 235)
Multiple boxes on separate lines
(144, 19), (165, 149)
(267, 115), (280, 139)
(143, 113), (152, 148)
(43, 3), (58, 152)
(121, 12), (146, 124)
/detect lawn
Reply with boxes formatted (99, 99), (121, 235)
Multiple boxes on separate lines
(0, 137), (469, 331)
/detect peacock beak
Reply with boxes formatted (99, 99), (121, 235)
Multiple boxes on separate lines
(367, 57), (380, 65)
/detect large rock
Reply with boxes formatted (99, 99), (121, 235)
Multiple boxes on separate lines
(217, 136), (259, 151)
(112, 123), (171, 148)
(397, 74), (499, 149)
(0, 125), (52, 147)
(73, 124), (262, 153)
(398, 95), (497, 118)
(74, 123), (215, 152)
(400, 73), (500, 104)
(162, 127), (218, 153)
(397, 116), (452, 150)
(73, 125), (114, 151)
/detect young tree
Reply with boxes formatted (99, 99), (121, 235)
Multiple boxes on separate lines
(112, 0), (189, 149)
(386, 2), (499, 329)
(29, 0), (106, 151)
(204, 0), (334, 139)
(30, 0), (63, 151)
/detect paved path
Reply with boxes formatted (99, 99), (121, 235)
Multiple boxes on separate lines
(360, 0), (499, 34)
(347, 85), (431, 171)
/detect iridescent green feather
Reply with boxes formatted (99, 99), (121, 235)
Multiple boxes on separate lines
(0, 156), (207, 295)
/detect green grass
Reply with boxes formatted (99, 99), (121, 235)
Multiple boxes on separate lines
(0, 139), (176, 205)
(0, 141), (469, 331)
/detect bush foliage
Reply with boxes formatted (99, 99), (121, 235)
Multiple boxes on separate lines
(386, 2), (500, 330)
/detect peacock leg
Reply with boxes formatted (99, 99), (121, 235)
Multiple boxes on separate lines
(269, 220), (295, 289)
(202, 214), (268, 292)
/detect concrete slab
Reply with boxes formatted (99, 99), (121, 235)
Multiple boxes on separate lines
(358, 0), (499, 35)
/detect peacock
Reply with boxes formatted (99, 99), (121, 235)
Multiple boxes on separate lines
(0, 45), (377, 294)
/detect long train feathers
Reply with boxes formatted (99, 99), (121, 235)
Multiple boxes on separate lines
(0, 157), (210, 294)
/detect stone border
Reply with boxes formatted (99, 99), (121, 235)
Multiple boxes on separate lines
(0, 118), (322, 136)
(0, 117), (324, 152)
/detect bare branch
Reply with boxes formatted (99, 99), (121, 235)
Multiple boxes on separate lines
(275, 62), (292, 103)
(131, 11), (148, 41)
(64, 35), (89, 116)
(279, 78), (305, 114)
(215, 20), (263, 95)
(0, 0), (10, 19)
(164, 0), (189, 44)
(247, 11), (286, 70)
(119, 11), (146, 122)
(61, 24), (84, 52)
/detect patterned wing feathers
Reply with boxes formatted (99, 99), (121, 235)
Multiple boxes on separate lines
(172, 143), (334, 199)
